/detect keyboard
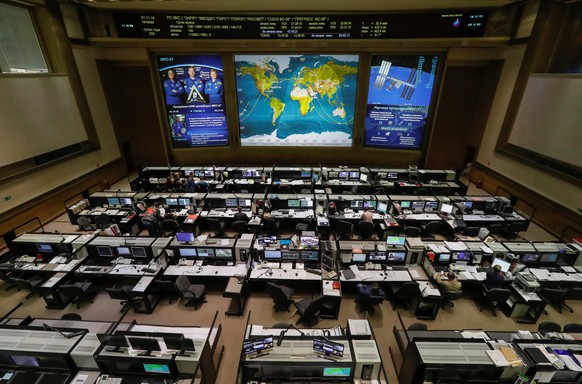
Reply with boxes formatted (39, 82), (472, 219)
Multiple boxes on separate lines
(84, 266), (102, 272)
(305, 268), (322, 275)
(116, 258), (133, 265)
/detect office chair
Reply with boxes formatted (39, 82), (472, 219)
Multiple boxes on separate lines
(294, 295), (328, 327)
(503, 222), (523, 240)
(175, 275), (206, 309)
(279, 185), (292, 193)
(538, 321), (561, 334)
(334, 220), (354, 240)
(265, 282), (295, 312)
(0, 270), (17, 291)
(233, 221), (249, 237)
(404, 226), (421, 238)
(206, 218), (225, 237)
(563, 323), (582, 333)
(537, 287), (568, 314)
(94, 214), (113, 230)
(486, 224), (504, 237)
(355, 293), (385, 314)
(408, 323), (428, 331)
(441, 290), (463, 308)
(160, 219), (180, 236)
(422, 221), (442, 237)
(106, 285), (144, 313)
(388, 281), (420, 310)
(463, 227), (480, 238)
(478, 288), (511, 316)
(61, 313), (82, 321)
(272, 322), (291, 329)
(77, 216), (97, 231)
(295, 222), (308, 235)
(150, 279), (179, 304)
(413, 188), (432, 196)
(11, 276), (45, 299)
(261, 218), (280, 235)
(58, 281), (94, 309)
(358, 221), (375, 240)
(562, 287), (582, 312)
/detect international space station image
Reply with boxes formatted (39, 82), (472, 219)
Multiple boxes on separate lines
(373, 60), (416, 100)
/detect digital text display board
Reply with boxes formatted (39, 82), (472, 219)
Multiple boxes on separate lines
(235, 54), (358, 147)
(156, 55), (229, 148)
(364, 54), (441, 150)
(116, 12), (487, 39)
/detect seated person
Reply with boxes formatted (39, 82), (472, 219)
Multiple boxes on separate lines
(434, 272), (462, 292)
(233, 206), (249, 223)
(141, 205), (161, 237)
(356, 283), (385, 302)
(484, 265), (505, 290)
(360, 207), (374, 222)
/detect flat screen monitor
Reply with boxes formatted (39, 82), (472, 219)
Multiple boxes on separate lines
(339, 171), (349, 178)
(215, 248), (232, 258)
(438, 253), (451, 262)
(349, 171), (360, 179)
(36, 244), (52, 253)
(387, 172), (399, 179)
(264, 250), (282, 259)
(363, 200), (377, 208)
(300, 171), (311, 178)
(313, 338), (344, 357)
(351, 200), (364, 208)
(131, 247), (147, 258)
(300, 236), (319, 248)
(301, 251), (319, 261)
(166, 198), (178, 206)
(282, 251), (300, 260)
(328, 171), (339, 179)
(176, 232), (195, 243)
(288, 200), (300, 208)
(503, 206), (515, 214)
(258, 236), (277, 245)
(178, 198), (191, 206)
(179, 248), (197, 257)
(540, 253), (558, 263)
(97, 334), (128, 352)
(300, 199), (313, 207)
(107, 197), (120, 206)
(115, 246), (131, 256)
(463, 201), (473, 209)
(11, 356), (40, 367)
(97, 246), (112, 257)
(143, 363), (170, 374)
(243, 169), (255, 177)
(386, 236), (406, 246)
(492, 257), (511, 273)
(119, 197), (133, 206)
(243, 337), (273, 355)
(322, 255), (334, 270)
(377, 202), (388, 214)
(453, 252), (469, 261)
(194, 170), (205, 177)
(400, 201), (411, 208)
(203, 170), (215, 177)
(197, 248), (214, 258)
(323, 367), (351, 377)
(359, 173), (368, 182)
(164, 337), (195, 354)
(128, 337), (161, 355)
(239, 199), (252, 207)
(440, 203), (454, 214)
(225, 198), (238, 207)
(368, 252), (387, 262)
(387, 252), (406, 262)
(352, 253), (366, 263)
(412, 201), (425, 210)
(485, 201), (499, 212)
(425, 201), (439, 211)
(521, 253), (540, 263)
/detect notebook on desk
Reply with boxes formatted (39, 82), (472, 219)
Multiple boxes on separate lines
(342, 268), (356, 280)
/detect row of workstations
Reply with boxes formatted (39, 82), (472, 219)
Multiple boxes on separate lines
(132, 165), (464, 194)
(0, 313), (222, 384)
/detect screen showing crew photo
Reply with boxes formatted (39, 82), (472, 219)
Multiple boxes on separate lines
(364, 54), (440, 149)
(156, 55), (228, 148)
(235, 54), (358, 147)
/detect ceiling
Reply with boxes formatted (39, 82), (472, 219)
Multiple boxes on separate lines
(66, 0), (526, 12)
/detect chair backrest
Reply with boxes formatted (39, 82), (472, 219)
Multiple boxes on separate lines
(161, 219), (179, 232)
(486, 288), (511, 302)
(395, 282), (420, 299)
(304, 295), (328, 316)
(424, 221), (441, 234)
(272, 322), (291, 329)
(265, 282), (286, 302)
(538, 288), (566, 303)
(538, 321), (562, 333)
(207, 218), (223, 231)
(408, 323), (428, 331)
(441, 290), (463, 301)
(358, 221), (374, 237)
(106, 288), (130, 301)
(175, 275), (191, 291)
(262, 219), (277, 231)
(464, 227), (480, 237)
(487, 224), (504, 235)
(360, 295), (385, 306)
(563, 323), (582, 333)
(95, 214), (113, 228)
(404, 226), (421, 237)
(58, 284), (83, 297)
(152, 279), (178, 293)
(77, 216), (93, 229)
(11, 277), (33, 291)
(336, 220), (353, 234)
(233, 221), (248, 234)
(61, 313), (82, 321)
(565, 287), (582, 300)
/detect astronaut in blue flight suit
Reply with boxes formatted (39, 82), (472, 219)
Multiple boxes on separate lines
(172, 116), (186, 137)
(204, 69), (223, 104)
(163, 69), (184, 105)
(183, 66), (205, 103)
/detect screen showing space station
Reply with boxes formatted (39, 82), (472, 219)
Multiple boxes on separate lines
(364, 55), (440, 149)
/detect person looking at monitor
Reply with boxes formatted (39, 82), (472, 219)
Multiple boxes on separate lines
(356, 283), (385, 301)
(233, 206), (249, 223)
(185, 172), (197, 193)
(484, 265), (505, 290)
(434, 272), (462, 292)
(360, 206), (374, 222)
(163, 69), (184, 105)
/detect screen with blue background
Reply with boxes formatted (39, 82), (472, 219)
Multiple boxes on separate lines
(364, 54), (440, 149)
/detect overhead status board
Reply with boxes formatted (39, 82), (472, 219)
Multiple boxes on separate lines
(114, 12), (488, 39)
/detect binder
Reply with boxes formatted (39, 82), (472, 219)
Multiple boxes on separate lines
(524, 347), (552, 366)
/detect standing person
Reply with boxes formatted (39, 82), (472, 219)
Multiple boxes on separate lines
(163, 69), (184, 105)
(185, 172), (197, 193)
(484, 265), (505, 290)
(360, 206), (374, 222)
(434, 272), (462, 292)
(205, 69), (223, 104)
(183, 66), (205, 103)
(233, 206), (249, 223)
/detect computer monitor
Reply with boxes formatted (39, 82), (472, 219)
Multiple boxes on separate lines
(215, 249), (232, 258)
(143, 363), (171, 374)
(300, 171), (311, 178)
(119, 197), (133, 206)
(323, 367), (351, 378)
(11, 356), (40, 367)
(521, 253), (540, 263)
(176, 232), (195, 243)
(387, 172), (399, 179)
(178, 248), (197, 257)
(300, 199), (313, 207)
(462, 201), (473, 209)
(166, 198), (178, 206)
(97, 333), (129, 352)
(300, 236), (319, 248)
(351, 200), (364, 208)
(313, 338), (344, 358)
(453, 251), (470, 261)
(36, 244), (52, 253)
(301, 251), (319, 261)
(97, 246), (113, 257)
(107, 197), (120, 206)
(386, 236), (406, 246)
(244, 169), (256, 177)
(282, 251), (300, 260)
(258, 236), (277, 246)
(243, 337), (273, 356)
(492, 257), (511, 273)
(197, 248), (214, 258)
(128, 337), (161, 356)
(288, 200), (300, 208)
(239, 199), (252, 207)
(425, 201), (439, 211)
(349, 171), (360, 179)
(264, 250), (282, 259)
(368, 252), (387, 262)
(363, 200), (377, 208)
(412, 201), (425, 210)
(387, 252), (406, 262)
(203, 170), (214, 177)
(502, 206), (515, 214)
(352, 253), (366, 263)
(440, 203), (454, 215)
(115, 247), (131, 256)
(400, 201), (411, 209)
(540, 253), (558, 263)
(377, 202), (388, 214)
(163, 337), (195, 355)
(339, 171), (349, 178)
(438, 253), (451, 263)
(131, 247), (147, 258)
(225, 198), (238, 207)
(178, 198), (191, 207)
(328, 171), (339, 179)
(322, 255), (334, 270)
(359, 173), (368, 183)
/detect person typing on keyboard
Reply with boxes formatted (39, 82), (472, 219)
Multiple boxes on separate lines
(356, 283), (385, 302)
(434, 272), (462, 292)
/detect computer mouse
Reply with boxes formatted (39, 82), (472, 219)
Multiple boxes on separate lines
(215, 271), (218, 274)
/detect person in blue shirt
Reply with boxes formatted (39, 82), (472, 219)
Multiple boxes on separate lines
(356, 283), (385, 302)
(183, 66), (205, 103)
(185, 172), (197, 193)
(204, 69), (223, 104)
(484, 265), (505, 290)
(163, 69), (184, 105)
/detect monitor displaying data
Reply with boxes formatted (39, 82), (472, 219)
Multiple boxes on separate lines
(492, 257), (511, 273)
(364, 54), (441, 149)
(156, 55), (228, 148)
(235, 54), (358, 147)
(386, 236), (406, 246)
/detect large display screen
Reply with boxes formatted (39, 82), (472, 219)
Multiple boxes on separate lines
(364, 54), (440, 149)
(235, 54), (358, 147)
(156, 55), (228, 148)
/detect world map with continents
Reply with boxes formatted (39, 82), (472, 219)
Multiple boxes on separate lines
(235, 55), (359, 146)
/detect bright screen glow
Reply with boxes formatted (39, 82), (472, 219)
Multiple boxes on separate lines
(176, 232), (195, 243)
(179, 248), (197, 257)
(386, 236), (406, 246)
(377, 202), (388, 213)
(215, 249), (232, 258)
(236, 54), (358, 147)
(492, 257), (511, 273)
(143, 363), (170, 374)
(352, 253), (366, 263)
(323, 367), (351, 377)
(440, 203), (454, 214)
(264, 250), (282, 259)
